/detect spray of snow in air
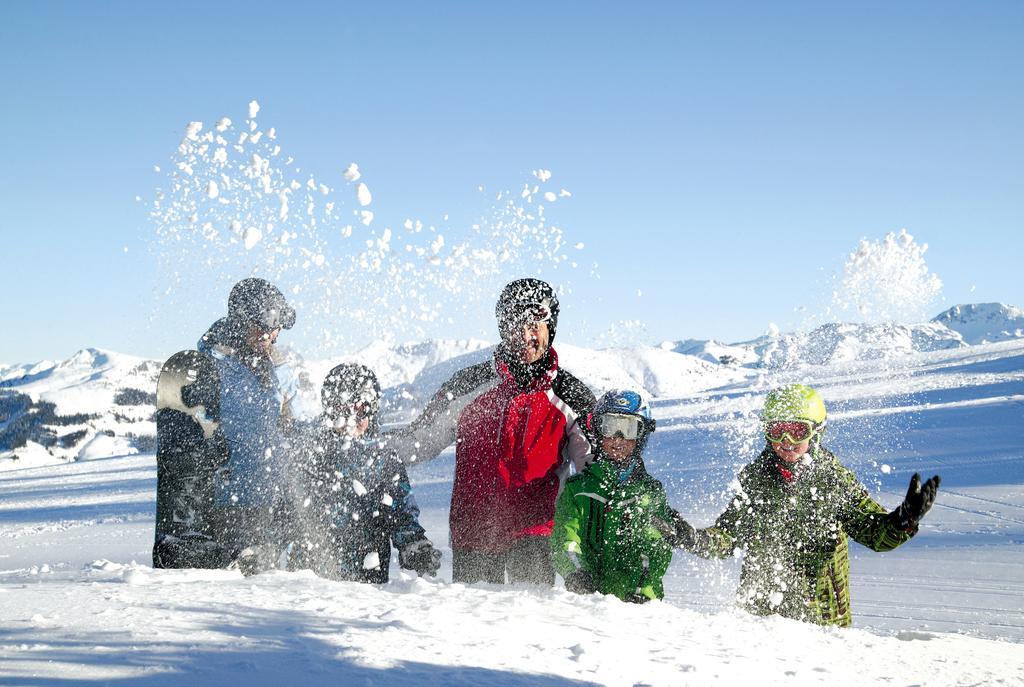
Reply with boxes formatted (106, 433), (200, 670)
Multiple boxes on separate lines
(148, 102), (584, 356)
(832, 229), (943, 324)
(757, 230), (947, 489)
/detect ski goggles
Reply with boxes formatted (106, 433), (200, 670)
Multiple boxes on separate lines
(503, 301), (553, 328)
(255, 304), (296, 332)
(594, 413), (645, 440)
(763, 420), (820, 444)
(326, 401), (372, 421)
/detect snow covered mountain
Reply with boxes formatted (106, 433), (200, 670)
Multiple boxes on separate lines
(931, 302), (1024, 344)
(665, 320), (968, 369)
(0, 348), (160, 468)
(312, 338), (494, 391)
(2, 303), (1022, 470)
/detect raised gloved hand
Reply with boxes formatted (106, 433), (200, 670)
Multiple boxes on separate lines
(651, 510), (697, 550)
(888, 473), (941, 530)
(399, 538), (442, 576)
(564, 569), (597, 595)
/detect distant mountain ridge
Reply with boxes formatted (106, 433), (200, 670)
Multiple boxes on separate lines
(931, 303), (1024, 344)
(2, 303), (1021, 468)
(661, 302), (1024, 369)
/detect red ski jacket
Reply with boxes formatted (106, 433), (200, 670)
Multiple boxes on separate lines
(390, 347), (595, 553)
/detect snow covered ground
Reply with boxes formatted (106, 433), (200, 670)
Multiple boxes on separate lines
(2, 337), (1023, 685)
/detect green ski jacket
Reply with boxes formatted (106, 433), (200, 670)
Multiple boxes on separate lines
(688, 445), (916, 626)
(551, 459), (674, 602)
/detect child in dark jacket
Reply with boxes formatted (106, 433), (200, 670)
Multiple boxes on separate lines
(291, 363), (441, 582)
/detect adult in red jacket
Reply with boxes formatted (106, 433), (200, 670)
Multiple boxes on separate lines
(390, 278), (595, 585)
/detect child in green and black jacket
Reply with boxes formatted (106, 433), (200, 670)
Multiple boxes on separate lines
(551, 389), (674, 603)
(657, 384), (941, 626)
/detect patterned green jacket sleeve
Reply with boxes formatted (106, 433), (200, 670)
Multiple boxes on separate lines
(550, 477), (587, 579)
(835, 465), (917, 552)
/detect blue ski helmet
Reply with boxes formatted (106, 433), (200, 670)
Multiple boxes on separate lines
(588, 389), (656, 459)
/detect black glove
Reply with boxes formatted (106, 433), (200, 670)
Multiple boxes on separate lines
(564, 569), (597, 595)
(399, 538), (442, 576)
(888, 473), (941, 530)
(651, 510), (697, 550)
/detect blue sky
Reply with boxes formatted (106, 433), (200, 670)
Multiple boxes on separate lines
(2, 2), (1022, 363)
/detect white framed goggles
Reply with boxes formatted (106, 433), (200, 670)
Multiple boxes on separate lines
(594, 413), (645, 440)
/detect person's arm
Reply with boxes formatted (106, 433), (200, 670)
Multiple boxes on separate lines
(376, 458), (441, 576)
(550, 480), (597, 594)
(548, 481), (589, 577)
(637, 484), (676, 582)
(654, 492), (744, 560)
(384, 461), (427, 548)
(384, 361), (496, 465)
(552, 370), (596, 472)
(840, 469), (940, 552)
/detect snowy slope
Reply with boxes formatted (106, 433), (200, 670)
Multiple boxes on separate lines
(1, 333), (1023, 685)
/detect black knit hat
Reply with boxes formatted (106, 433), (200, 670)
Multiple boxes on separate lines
(228, 278), (296, 330)
(320, 363), (381, 418)
(495, 278), (560, 343)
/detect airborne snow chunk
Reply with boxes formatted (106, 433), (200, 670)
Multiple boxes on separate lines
(243, 227), (263, 250)
(343, 163), (361, 182)
(356, 183), (372, 206)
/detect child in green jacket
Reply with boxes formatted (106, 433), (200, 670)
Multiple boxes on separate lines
(657, 384), (941, 626)
(551, 389), (674, 603)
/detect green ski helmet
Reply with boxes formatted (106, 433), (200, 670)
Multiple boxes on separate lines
(762, 384), (827, 427)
